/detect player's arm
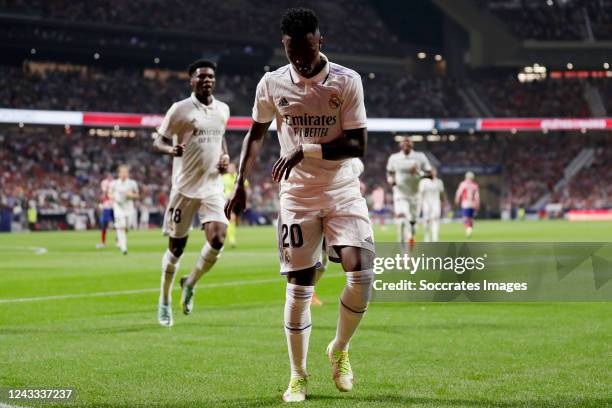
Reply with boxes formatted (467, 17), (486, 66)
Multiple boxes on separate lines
(320, 128), (367, 160)
(224, 120), (271, 218)
(272, 127), (367, 182)
(386, 156), (396, 186)
(454, 185), (462, 207)
(153, 103), (185, 156)
(420, 154), (433, 179)
(128, 182), (140, 200)
(440, 183), (447, 208)
(217, 135), (230, 174)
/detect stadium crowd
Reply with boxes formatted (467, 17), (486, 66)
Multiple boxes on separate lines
(2, 124), (608, 232)
(0, 0), (401, 56)
(1, 63), (604, 118)
(474, 76), (591, 117)
(559, 138), (612, 209)
(481, 0), (612, 41)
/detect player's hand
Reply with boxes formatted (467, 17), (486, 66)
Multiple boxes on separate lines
(272, 147), (304, 183)
(409, 165), (418, 175)
(217, 154), (230, 174)
(172, 143), (186, 157)
(225, 183), (246, 219)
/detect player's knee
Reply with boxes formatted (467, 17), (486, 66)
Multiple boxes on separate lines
(340, 249), (374, 272)
(342, 270), (374, 312)
(209, 231), (225, 250)
(169, 237), (187, 257)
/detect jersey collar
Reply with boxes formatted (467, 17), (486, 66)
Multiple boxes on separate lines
(190, 93), (216, 110)
(289, 53), (330, 85)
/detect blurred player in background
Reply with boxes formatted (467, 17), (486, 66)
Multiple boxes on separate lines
(153, 59), (230, 327)
(110, 165), (139, 255)
(418, 167), (445, 242)
(96, 174), (114, 249)
(455, 171), (480, 237)
(222, 163), (244, 248)
(225, 8), (375, 402)
(386, 137), (431, 247)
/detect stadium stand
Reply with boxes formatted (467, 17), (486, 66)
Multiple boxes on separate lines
(0, 0), (402, 56)
(479, 0), (612, 41)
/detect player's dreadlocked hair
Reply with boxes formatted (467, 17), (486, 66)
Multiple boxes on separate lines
(280, 7), (319, 37)
(188, 59), (217, 76)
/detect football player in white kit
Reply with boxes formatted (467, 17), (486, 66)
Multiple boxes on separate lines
(153, 60), (230, 327)
(418, 167), (446, 242)
(109, 165), (139, 255)
(386, 137), (431, 247)
(225, 8), (375, 402)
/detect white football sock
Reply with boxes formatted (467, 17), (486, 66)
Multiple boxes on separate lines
(160, 249), (180, 305)
(396, 218), (405, 242)
(432, 219), (440, 242)
(332, 269), (374, 352)
(186, 242), (221, 287)
(424, 221), (431, 242)
(116, 228), (127, 252)
(284, 283), (314, 379)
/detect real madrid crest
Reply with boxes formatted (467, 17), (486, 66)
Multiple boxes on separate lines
(328, 93), (342, 110)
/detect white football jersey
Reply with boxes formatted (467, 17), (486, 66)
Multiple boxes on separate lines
(252, 54), (367, 193)
(111, 178), (138, 210)
(158, 93), (230, 199)
(419, 178), (444, 205)
(386, 151), (431, 198)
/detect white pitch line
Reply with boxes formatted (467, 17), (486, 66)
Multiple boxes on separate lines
(0, 245), (47, 255)
(0, 277), (282, 304)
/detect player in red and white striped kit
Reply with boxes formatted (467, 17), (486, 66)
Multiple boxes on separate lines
(455, 171), (480, 238)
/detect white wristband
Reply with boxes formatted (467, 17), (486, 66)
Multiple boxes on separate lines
(302, 144), (322, 159)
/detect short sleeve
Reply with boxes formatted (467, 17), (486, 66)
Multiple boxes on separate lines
(131, 180), (139, 194)
(386, 155), (395, 172)
(157, 103), (184, 139)
(224, 104), (231, 125)
(341, 75), (367, 130)
(252, 75), (275, 123)
(420, 153), (432, 172)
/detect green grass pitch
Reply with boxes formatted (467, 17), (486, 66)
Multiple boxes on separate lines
(0, 220), (611, 407)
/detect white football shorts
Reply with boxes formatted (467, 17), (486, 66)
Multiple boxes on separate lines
(162, 190), (228, 239)
(277, 179), (375, 274)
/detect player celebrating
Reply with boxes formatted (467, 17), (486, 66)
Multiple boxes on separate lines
(386, 137), (431, 247)
(109, 165), (139, 255)
(418, 167), (445, 242)
(225, 8), (375, 402)
(455, 171), (480, 237)
(153, 59), (230, 327)
(96, 174), (114, 249)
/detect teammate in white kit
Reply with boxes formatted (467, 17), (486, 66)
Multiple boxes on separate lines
(455, 171), (480, 237)
(153, 60), (230, 327)
(418, 168), (446, 242)
(225, 8), (375, 402)
(109, 165), (139, 255)
(386, 137), (431, 247)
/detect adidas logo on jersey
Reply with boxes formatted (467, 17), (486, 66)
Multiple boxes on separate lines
(277, 97), (290, 107)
